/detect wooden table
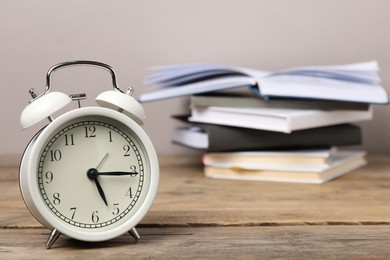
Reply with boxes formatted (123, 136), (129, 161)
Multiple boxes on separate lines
(1, 155), (390, 259)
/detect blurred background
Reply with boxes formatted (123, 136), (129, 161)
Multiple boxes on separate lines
(1, 0), (389, 158)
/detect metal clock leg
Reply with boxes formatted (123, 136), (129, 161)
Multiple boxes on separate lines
(45, 229), (61, 249)
(129, 227), (140, 243)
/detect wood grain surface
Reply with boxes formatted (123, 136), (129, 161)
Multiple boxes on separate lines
(1, 155), (390, 259)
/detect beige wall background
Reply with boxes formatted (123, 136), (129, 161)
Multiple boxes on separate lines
(1, 0), (390, 157)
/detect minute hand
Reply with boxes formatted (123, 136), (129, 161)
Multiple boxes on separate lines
(98, 171), (138, 176)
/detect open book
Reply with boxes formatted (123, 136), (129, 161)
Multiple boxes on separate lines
(140, 61), (388, 104)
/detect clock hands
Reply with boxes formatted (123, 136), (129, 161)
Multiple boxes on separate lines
(87, 168), (108, 206)
(97, 171), (138, 176)
(87, 153), (110, 206)
(87, 153), (138, 206)
(96, 153), (109, 170)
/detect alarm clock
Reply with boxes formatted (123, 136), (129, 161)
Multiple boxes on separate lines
(19, 61), (159, 249)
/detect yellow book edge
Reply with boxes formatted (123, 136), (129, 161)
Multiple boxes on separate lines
(204, 155), (366, 184)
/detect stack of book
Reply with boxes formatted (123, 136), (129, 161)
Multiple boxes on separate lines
(140, 61), (388, 184)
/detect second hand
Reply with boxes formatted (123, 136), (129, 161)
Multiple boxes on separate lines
(96, 153), (109, 170)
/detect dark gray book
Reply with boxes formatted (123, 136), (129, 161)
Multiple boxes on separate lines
(190, 94), (370, 111)
(172, 116), (362, 152)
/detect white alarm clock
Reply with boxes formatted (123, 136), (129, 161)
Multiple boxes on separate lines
(19, 61), (159, 249)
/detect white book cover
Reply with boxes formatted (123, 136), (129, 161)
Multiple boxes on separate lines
(173, 126), (208, 149)
(189, 106), (373, 133)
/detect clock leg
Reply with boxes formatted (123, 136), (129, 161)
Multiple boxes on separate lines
(129, 227), (140, 243)
(45, 228), (61, 249)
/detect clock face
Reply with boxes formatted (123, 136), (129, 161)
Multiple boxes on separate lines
(35, 114), (151, 233)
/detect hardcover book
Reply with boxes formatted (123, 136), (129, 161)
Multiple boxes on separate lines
(190, 94), (370, 111)
(172, 117), (362, 152)
(189, 106), (372, 133)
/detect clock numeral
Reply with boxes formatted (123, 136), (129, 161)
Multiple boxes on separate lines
(85, 126), (96, 138)
(108, 131), (113, 142)
(91, 211), (99, 223)
(45, 171), (54, 184)
(50, 150), (62, 161)
(129, 165), (137, 177)
(126, 187), (133, 198)
(70, 207), (77, 219)
(112, 203), (120, 216)
(123, 145), (131, 157)
(65, 134), (75, 146)
(52, 193), (61, 205)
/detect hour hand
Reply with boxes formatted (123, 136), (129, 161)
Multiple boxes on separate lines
(94, 178), (108, 206)
(87, 168), (108, 206)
